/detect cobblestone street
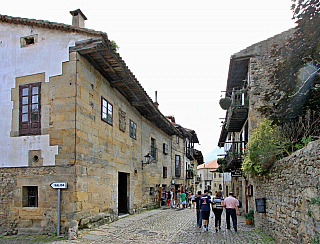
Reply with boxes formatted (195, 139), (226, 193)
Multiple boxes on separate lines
(56, 207), (275, 244)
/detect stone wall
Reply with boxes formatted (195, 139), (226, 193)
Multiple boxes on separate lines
(0, 166), (58, 235)
(253, 140), (320, 244)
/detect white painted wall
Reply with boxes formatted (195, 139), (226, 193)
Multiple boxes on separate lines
(0, 22), (96, 167)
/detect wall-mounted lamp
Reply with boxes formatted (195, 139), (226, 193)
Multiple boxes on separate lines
(142, 153), (152, 169)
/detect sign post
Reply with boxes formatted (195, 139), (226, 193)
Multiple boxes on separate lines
(50, 182), (67, 237)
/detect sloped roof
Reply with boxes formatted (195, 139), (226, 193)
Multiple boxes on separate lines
(1, 13), (180, 136)
(165, 116), (199, 143)
(197, 159), (219, 169)
(0, 14), (105, 37)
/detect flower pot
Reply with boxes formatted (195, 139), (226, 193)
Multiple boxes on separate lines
(245, 218), (253, 225)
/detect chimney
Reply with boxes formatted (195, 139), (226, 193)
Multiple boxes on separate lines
(70, 9), (87, 28)
(154, 91), (159, 109)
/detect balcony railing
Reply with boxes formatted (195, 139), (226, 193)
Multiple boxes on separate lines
(225, 88), (249, 132)
(186, 147), (194, 160)
(186, 170), (194, 179)
(225, 141), (245, 170)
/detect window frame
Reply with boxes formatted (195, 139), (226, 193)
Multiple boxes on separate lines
(175, 155), (181, 177)
(101, 96), (113, 125)
(163, 143), (168, 154)
(129, 120), (137, 139)
(150, 138), (157, 160)
(163, 166), (167, 178)
(176, 135), (179, 144)
(19, 82), (41, 136)
(22, 186), (38, 207)
(20, 34), (38, 48)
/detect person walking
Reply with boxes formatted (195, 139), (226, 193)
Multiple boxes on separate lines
(176, 190), (181, 208)
(191, 192), (196, 210)
(167, 190), (171, 206)
(200, 189), (211, 231)
(187, 191), (192, 208)
(195, 191), (202, 228)
(170, 189), (174, 208)
(181, 191), (187, 208)
(222, 192), (240, 232)
(211, 190), (224, 232)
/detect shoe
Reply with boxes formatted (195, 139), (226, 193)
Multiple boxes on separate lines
(215, 228), (218, 232)
(234, 228), (237, 232)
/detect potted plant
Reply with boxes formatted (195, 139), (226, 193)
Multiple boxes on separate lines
(243, 209), (254, 224)
(219, 97), (232, 110)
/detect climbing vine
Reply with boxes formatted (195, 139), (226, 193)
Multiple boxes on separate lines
(258, 0), (320, 124)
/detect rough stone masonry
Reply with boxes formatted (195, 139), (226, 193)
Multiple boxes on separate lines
(254, 140), (320, 244)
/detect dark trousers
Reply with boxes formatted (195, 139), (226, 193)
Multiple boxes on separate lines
(196, 209), (202, 227)
(226, 208), (237, 229)
(213, 209), (223, 228)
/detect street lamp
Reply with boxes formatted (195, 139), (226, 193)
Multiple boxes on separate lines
(142, 153), (152, 170)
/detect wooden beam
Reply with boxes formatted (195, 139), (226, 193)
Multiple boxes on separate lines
(83, 54), (112, 81)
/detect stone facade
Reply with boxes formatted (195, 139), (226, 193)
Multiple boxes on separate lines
(253, 140), (320, 244)
(218, 28), (296, 214)
(228, 28), (320, 243)
(0, 13), (202, 235)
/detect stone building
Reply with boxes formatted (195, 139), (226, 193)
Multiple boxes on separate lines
(196, 159), (219, 194)
(217, 28), (295, 213)
(166, 116), (202, 195)
(0, 10), (202, 235)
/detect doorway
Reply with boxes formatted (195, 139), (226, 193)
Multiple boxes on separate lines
(118, 172), (129, 215)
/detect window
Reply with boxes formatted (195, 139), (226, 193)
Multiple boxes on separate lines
(150, 138), (157, 160)
(101, 97), (113, 125)
(130, 120), (137, 139)
(176, 136), (179, 144)
(20, 34), (38, 48)
(175, 155), (181, 177)
(163, 143), (168, 154)
(22, 186), (38, 207)
(163, 166), (167, 178)
(19, 83), (41, 136)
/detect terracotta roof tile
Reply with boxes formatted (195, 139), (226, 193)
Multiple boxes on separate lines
(197, 159), (219, 169)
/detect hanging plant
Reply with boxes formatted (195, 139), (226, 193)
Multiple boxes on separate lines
(219, 97), (232, 110)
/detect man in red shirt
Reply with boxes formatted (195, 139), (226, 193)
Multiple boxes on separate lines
(222, 192), (240, 232)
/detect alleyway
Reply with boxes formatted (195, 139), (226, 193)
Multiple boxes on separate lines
(59, 206), (275, 244)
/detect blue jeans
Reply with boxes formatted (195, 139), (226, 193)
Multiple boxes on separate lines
(226, 208), (237, 229)
(196, 209), (202, 227)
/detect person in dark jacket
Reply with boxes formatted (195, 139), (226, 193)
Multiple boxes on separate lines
(200, 189), (211, 231)
(195, 191), (202, 228)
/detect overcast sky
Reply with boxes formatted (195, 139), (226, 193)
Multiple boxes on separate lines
(2, 0), (296, 162)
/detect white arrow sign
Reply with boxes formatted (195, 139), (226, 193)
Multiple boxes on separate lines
(50, 182), (67, 189)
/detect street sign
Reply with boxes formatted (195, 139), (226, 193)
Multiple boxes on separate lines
(50, 182), (67, 189)
(50, 181), (67, 237)
(231, 170), (242, 177)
